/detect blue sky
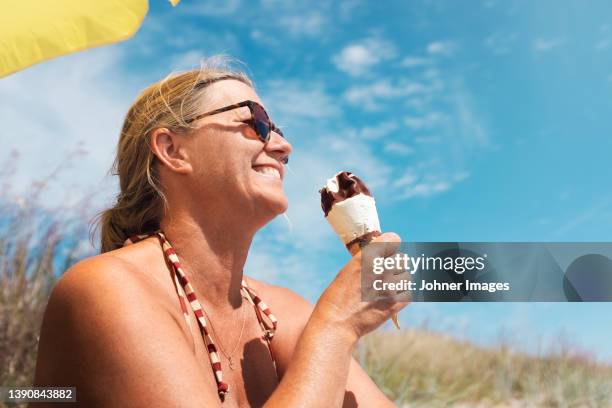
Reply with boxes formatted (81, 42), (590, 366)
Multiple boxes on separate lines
(1, 0), (612, 361)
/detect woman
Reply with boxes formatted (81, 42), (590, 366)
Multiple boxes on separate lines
(32, 59), (407, 407)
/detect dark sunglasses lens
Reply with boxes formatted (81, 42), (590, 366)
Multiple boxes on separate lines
(251, 104), (271, 142)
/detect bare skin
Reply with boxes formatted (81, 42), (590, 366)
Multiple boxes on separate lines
(31, 79), (407, 407)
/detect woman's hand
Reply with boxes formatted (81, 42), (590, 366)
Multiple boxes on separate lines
(314, 232), (409, 343)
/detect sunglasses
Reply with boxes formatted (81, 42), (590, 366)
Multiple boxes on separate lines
(186, 100), (288, 164)
(187, 99), (285, 141)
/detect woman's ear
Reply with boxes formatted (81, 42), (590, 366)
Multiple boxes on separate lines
(150, 128), (192, 175)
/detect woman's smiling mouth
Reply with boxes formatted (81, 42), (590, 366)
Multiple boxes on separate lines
(252, 165), (282, 180)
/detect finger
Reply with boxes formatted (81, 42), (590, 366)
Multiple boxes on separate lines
(371, 232), (402, 258)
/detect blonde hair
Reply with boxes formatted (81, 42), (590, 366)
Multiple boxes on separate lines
(95, 57), (253, 253)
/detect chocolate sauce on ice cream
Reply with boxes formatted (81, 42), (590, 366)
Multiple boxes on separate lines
(320, 171), (372, 216)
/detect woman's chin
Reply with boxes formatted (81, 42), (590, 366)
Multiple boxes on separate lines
(267, 195), (289, 216)
(246, 180), (289, 221)
(256, 192), (288, 218)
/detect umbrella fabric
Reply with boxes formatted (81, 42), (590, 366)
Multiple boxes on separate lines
(0, 0), (153, 78)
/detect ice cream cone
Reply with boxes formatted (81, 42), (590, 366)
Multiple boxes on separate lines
(320, 171), (400, 330)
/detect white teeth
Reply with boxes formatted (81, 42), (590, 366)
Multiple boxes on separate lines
(254, 166), (281, 179)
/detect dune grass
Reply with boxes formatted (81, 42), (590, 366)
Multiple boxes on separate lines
(356, 330), (612, 407)
(0, 152), (91, 407)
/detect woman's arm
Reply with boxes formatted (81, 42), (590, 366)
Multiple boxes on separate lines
(260, 285), (395, 407)
(264, 307), (396, 408)
(264, 307), (359, 408)
(263, 232), (405, 407)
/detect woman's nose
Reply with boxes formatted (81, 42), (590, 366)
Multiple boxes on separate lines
(266, 131), (292, 162)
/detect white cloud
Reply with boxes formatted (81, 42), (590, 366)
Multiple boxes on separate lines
(596, 38), (611, 50)
(415, 136), (441, 144)
(409, 81), (489, 180)
(165, 29), (240, 57)
(279, 12), (326, 37)
(344, 79), (435, 110)
(401, 56), (433, 67)
(332, 38), (396, 77)
(358, 121), (399, 140)
(404, 79), (486, 196)
(552, 196), (612, 239)
(423, 68), (441, 80)
(261, 80), (341, 122)
(392, 172), (417, 188)
(0, 47), (137, 207)
(453, 171), (470, 182)
(259, 0), (302, 8)
(403, 180), (451, 198)
(342, 74), (487, 203)
(256, 0), (334, 40)
(338, 0), (365, 20)
(484, 32), (517, 55)
(404, 112), (445, 130)
(166, 36), (240, 71)
(426, 41), (456, 56)
(178, 1), (331, 42)
(533, 38), (563, 52)
(383, 142), (414, 156)
(453, 88), (489, 147)
(406, 97), (427, 111)
(170, 50), (205, 70)
(250, 29), (281, 47)
(179, 0), (242, 16)
(391, 169), (469, 200)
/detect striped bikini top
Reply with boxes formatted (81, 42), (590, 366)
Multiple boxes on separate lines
(124, 231), (279, 402)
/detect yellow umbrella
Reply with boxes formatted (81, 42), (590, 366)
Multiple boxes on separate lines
(0, 0), (179, 78)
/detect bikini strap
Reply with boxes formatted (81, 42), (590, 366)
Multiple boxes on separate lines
(123, 232), (280, 399)
(240, 280), (279, 378)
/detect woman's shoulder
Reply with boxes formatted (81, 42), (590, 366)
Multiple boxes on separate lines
(47, 248), (165, 334)
(43, 239), (177, 343)
(57, 237), (166, 300)
(57, 254), (141, 299)
(34, 245), (218, 404)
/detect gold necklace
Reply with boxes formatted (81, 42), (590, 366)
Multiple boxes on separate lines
(202, 300), (248, 370)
